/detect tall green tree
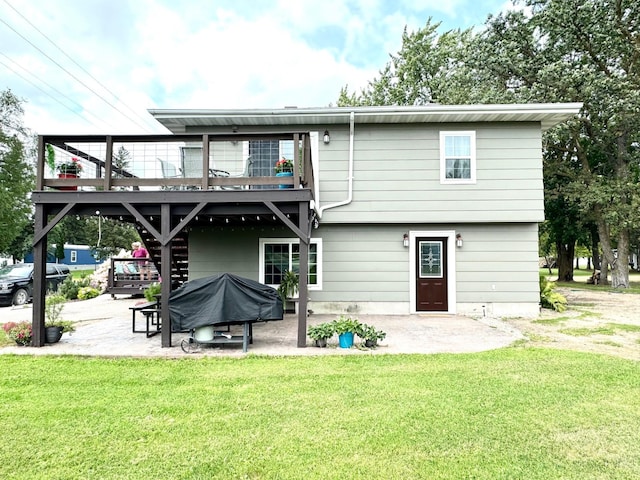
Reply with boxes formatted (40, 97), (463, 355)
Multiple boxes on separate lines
(0, 89), (35, 258)
(339, 1), (640, 288)
(83, 216), (140, 260)
(479, 0), (640, 287)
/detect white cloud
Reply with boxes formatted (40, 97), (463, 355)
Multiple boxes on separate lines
(0, 0), (510, 135)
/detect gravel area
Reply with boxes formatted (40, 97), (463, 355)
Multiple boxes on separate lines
(506, 286), (640, 361)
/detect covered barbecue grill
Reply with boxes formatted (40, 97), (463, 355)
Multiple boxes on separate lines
(169, 273), (284, 352)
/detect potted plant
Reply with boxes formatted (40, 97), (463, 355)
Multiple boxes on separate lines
(3, 321), (32, 346)
(307, 322), (334, 347)
(56, 157), (83, 190)
(46, 144), (56, 175)
(277, 270), (299, 312)
(356, 323), (386, 348)
(332, 315), (361, 348)
(44, 294), (75, 343)
(57, 157), (83, 176)
(274, 157), (294, 189)
(144, 282), (162, 302)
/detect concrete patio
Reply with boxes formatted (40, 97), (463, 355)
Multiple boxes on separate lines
(0, 294), (523, 358)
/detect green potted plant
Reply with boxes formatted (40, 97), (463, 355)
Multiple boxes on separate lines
(356, 323), (386, 348)
(44, 294), (75, 343)
(56, 157), (83, 190)
(144, 282), (162, 303)
(57, 157), (83, 176)
(332, 315), (361, 348)
(46, 144), (56, 175)
(307, 322), (334, 347)
(277, 270), (299, 312)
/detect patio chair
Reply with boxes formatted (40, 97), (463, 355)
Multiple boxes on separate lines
(158, 158), (183, 190)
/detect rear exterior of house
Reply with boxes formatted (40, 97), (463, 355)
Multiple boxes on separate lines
(153, 104), (581, 318)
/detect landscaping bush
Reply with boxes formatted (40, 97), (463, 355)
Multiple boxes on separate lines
(77, 286), (100, 300)
(58, 275), (90, 300)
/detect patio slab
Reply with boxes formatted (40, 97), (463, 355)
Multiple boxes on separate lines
(0, 294), (523, 358)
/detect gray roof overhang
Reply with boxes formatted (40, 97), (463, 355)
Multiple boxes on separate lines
(149, 103), (582, 133)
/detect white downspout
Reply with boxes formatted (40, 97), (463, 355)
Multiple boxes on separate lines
(317, 111), (355, 218)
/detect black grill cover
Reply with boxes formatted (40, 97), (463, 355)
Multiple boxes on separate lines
(169, 273), (283, 332)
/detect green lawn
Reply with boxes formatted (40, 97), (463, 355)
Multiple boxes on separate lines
(1, 349), (638, 479)
(541, 268), (640, 293)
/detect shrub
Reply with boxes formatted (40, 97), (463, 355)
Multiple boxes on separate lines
(58, 276), (89, 300)
(540, 274), (567, 312)
(77, 286), (100, 300)
(4, 321), (32, 345)
(144, 282), (162, 302)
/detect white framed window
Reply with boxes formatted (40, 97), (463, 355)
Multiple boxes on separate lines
(259, 238), (322, 290)
(440, 131), (476, 184)
(70, 250), (77, 263)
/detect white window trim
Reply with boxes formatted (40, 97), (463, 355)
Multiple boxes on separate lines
(439, 131), (476, 184)
(259, 237), (322, 290)
(70, 250), (77, 263)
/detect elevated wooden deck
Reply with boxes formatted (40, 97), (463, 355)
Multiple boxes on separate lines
(31, 132), (316, 349)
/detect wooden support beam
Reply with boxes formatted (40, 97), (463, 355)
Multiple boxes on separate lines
(160, 204), (172, 348)
(297, 201), (309, 348)
(32, 202), (77, 245)
(122, 203), (162, 243)
(264, 201), (307, 243)
(32, 205), (47, 346)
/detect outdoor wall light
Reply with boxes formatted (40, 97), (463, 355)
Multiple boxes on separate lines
(403, 233), (409, 247)
(323, 130), (330, 144)
(456, 233), (463, 248)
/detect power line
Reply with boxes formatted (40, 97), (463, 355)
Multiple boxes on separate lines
(0, 52), (112, 131)
(0, 7), (155, 133)
(2, 0), (160, 132)
(0, 56), (108, 131)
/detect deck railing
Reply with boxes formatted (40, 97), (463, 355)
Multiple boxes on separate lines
(37, 132), (314, 193)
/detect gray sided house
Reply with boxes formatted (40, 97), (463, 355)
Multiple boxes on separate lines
(151, 103), (580, 319)
(30, 103), (579, 349)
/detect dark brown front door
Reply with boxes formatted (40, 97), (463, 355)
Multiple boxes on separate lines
(416, 237), (448, 311)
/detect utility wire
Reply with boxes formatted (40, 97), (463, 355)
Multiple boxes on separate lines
(0, 9), (154, 133)
(0, 56), (108, 131)
(0, 52), (112, 131)
(2, 0), (160, 132)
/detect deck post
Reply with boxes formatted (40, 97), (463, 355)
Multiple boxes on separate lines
(297, 201), (309, 347)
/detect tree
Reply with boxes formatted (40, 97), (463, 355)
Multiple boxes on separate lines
(83, 217), (140, 260)
(479, 0), (640, 287)
(339, 1), (640, 288)
(0, 89), (35, 258)
(112, 146), (131, 190)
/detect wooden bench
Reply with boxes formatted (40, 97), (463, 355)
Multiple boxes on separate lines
(129, 301), (161, 338)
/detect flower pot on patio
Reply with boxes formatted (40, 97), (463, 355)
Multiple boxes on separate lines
(338, 332), (354, 348)
(45, 326), (64, 344)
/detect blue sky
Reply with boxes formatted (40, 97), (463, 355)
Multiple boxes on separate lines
(0, 0), (513, 134)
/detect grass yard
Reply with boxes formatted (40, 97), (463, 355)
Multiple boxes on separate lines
(0, 349), (638, 479)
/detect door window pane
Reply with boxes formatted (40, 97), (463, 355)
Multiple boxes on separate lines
(419, 241), (442, 278)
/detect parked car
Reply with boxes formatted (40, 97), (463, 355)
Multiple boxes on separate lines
(0, 263), (70, 306)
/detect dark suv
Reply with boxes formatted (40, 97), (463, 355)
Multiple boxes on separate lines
(0, 263), (71, 306)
